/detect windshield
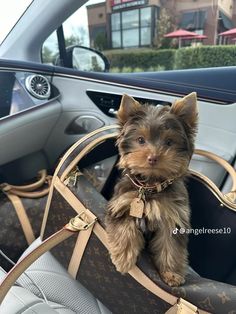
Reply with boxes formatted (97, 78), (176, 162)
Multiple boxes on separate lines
(0, 0), (33, 45)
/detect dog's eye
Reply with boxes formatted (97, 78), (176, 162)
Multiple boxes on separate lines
(137, 136), (146, 145)
(165, 139), (173, 147)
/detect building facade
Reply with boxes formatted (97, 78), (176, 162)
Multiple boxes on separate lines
(87, 0), (236, 49)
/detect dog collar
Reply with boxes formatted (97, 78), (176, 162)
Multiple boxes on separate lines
(125, 173), (174, 194)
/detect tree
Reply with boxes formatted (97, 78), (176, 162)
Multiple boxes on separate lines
(94, 32), (108, 51)
(65, 27), (87, 47)
(42, 46), (55, 64)
(65, 34), (82, 47)
(154, 8), (176, 49)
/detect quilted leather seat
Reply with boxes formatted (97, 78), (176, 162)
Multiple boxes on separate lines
(0, 239), (111, 314)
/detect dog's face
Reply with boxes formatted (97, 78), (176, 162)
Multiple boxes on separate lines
(117, 93), (198, 180)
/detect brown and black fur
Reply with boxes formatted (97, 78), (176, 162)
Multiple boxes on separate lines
(105, 92), (198, 287)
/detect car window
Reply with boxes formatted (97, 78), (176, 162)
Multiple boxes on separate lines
(42, 0), (236, 72)
(42, 2), (89, 66)
(42, 31), (59, 65)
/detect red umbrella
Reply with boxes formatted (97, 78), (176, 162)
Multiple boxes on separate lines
(194, 34), (207, 40)
(164, 29), (199, 47)
(164, 29), (199, 38)
(218, 28), (236, 37)
(183, 34), (207, 40)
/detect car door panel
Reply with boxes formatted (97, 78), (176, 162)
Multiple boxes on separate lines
(0, 100), (61, 166)
(53, 65), (236, 103)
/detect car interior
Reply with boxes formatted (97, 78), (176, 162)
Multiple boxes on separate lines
(0, 0), (236, 313)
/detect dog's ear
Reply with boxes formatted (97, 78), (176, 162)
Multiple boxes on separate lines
(170, 92), (198, 130)
(117, 94), (142, 124)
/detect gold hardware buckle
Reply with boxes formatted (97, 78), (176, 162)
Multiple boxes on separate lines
(67, 211), (97, 232)
(177, 298), (198, 313)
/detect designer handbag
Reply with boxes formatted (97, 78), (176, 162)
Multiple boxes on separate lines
(1, 125), (236, 314)
(0, 170), (51, 270)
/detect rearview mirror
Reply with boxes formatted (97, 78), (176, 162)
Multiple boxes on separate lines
(56, 45), (110, 72)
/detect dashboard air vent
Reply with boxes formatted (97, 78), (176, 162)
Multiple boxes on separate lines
(25, 75), (51, 99)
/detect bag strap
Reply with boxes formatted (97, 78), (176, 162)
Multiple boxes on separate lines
(0, 170), (49, 192)
(165, 298), (199, 314)
(68, 225), (94, 278)
(6, 193), (35, 245)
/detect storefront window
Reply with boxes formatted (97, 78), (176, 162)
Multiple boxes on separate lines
(122, 10), (139, 29)
(123, 29), (139, 47)
(195, 29), (203, 35)
(111, 13), (121, 31)
(141, 7), (151, 27)
(141, 27), (151, 45)
(112, 30), (121, 48)
(111, 6), (153, 48)
(140, 7), (151, 45)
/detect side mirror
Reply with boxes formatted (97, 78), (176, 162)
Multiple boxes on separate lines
(57, 45), (110, 72)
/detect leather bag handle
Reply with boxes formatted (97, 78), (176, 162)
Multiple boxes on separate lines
(194, 149), (236, 202)
(0, 171), (52, 198)
(194, 149), (236, 191)
(5, 184), (51, 198)
(0, 170), (49, 192)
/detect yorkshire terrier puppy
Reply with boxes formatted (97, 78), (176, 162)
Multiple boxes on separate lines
(105, 92), (198, 287)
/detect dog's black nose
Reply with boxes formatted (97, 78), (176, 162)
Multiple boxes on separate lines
(147, 154), (158, 165)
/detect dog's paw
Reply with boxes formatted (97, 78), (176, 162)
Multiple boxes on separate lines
(160, 271), (185, 287)
(111, 255), (136, 274)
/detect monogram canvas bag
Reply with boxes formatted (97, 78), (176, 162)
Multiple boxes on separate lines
(1, 125), (236, 313)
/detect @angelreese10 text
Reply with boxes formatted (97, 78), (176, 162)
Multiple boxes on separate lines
(172, 227), (231, 236)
